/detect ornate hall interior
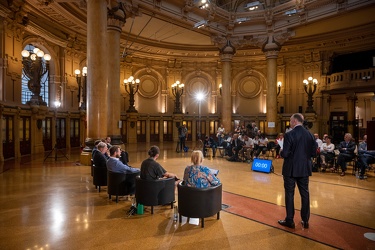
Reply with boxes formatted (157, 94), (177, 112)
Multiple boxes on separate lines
(0, 0), (375, 249)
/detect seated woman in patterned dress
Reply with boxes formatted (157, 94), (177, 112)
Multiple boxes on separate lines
(183, 150), (221, 188)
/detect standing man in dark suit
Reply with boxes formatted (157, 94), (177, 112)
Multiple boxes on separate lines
(278, 113), (317, 229)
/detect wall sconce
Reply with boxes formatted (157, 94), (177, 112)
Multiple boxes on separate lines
(171, 80), (184, 114)
(75, 66), (87, 110)
(277, 81), (282, 96)
(277, 81), (282, 113)
(21, 45), (51, 106)
(219, 83), (222, 96)
(303, 76), (318, 113)
(130, 121), (135, 128)
(124, 76), (140, 113)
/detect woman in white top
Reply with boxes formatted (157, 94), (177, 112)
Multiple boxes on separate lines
(320, 135), (335, 171)
(216, 124), (225, 147)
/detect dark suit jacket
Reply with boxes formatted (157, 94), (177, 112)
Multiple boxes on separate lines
(231, 138), (243, 151)
(93, 151), (107, 168)
(280, 125), (317, 177)
(337, 140), (356, 157)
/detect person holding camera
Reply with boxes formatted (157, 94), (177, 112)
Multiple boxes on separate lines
(178, 124), (188, 152)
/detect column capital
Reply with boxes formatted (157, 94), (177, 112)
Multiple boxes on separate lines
(219, 39), (236, 54)
(218, 40), (236, 62)
(264, 50), (279, 59)
(107, 1), (126, 31)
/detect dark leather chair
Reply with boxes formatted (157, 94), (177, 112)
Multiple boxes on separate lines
(93, 166), (107, 192)
(107, 171), (139, 203)
(177, 183), (222, 228)
(135, 177), (175, 214)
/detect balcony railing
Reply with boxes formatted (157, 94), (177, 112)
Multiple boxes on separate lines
(326, 68), (375, 92)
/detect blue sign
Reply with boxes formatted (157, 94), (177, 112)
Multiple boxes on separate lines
(252, 158), (273, 173)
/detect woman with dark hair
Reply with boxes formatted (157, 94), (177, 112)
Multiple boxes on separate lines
(140, 145), (178, 180)
(254, 133), (268, 158)
(320, 135), (335, 172)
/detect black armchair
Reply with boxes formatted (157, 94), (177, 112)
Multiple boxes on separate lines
(107, 171), (139, 203)
(135, 177), (175, 214)
(177, 183), (222, 228)
(93, 166), (107, 192)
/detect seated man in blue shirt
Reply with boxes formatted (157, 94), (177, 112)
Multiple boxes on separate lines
(107, 146), (140, 174)
(357, 135), (375, 179)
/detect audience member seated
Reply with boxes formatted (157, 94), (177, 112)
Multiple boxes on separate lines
(223, 132), (233, 156)
(92, 142), (109, 168)
(183, 150), (221, 188)
(254, 133), (268, 158)
(234, 125), (241, 134)
(216, 124), (225, 147)
(320, 135), (335, 172)
(228, 133), (243, 162)
(358, 134), (367, 154)
(140, 145), (179, 181)
(203, 136), (217, 157)
(91, 140), (102, 159)
(119, 148), (129, 165)
(239, 124), (247, 135)
(239, 134), (254, 162)
(248, 122), (259, 138)
(275, 133), (284, 158)
(357, 135), (375, 179)
(333, 133), (356, 176)
(106, 146), (140, 174)
(104, 136), (113, 148)
(314, 133), (323, 148)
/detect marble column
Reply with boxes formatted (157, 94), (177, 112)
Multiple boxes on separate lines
(347, 93), (357, 136)
(264, 50), (279, 139)
(82, 0), (108, 164)
(219, 41), (235, 133)
(107, 4), (126, 146)
(86, 0), (107, 142)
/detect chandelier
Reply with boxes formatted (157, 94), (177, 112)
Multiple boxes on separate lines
(124, 76), (140, 113)
(21, 46), (51, 106)
(303, 76), (318, 113)
(171, 81), (184, 114)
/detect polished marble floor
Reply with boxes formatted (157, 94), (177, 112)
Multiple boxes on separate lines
(0, 142), (374, 250)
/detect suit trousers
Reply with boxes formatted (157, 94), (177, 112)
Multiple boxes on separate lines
(283, 176), (310, 223)
(337, 153), (354, 172)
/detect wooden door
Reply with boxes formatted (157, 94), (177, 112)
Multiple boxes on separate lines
(2, 115), (15, 159)
(163, 120), (173, 141)
(43, 117), (52, 151)
(20, 116), (31, 155)
(150, 120), (160, 142)
(56, 118), (66, 149)
(137, 120), (146, 142)
(70, 118), (80, 147)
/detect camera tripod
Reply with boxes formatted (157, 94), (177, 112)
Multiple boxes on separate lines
(43, 142), (69, 162)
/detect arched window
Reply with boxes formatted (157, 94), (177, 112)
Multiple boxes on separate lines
(21, 44), (50, 106)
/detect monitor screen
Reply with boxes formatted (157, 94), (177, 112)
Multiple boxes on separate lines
(252, 158), (272, 173)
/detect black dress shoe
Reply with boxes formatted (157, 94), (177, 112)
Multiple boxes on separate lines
(301, 221), (309, 229)
(278, 220), (295, 229)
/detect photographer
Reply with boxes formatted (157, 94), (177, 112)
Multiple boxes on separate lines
(178, 124), (188, 153)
